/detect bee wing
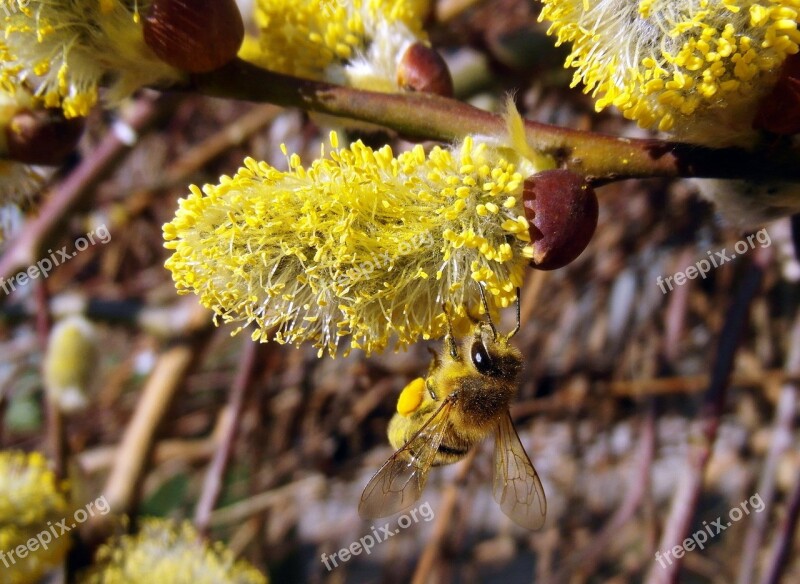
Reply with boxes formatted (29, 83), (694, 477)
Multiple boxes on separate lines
(493, 410), (547, 529)
(359, 398), (454, 519)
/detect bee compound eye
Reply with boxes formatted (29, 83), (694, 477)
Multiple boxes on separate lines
(470, 341), (496, 376)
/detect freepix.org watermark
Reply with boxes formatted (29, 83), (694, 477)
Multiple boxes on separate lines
(334, 231), (435, 290)
(655, 492), (765, 568)
(0, 495), (111, 569)
(0, 224), (111, 296)
(656, 228), (771, 294)
(1, 0), (30, 17)
(321, 501), (434, 571)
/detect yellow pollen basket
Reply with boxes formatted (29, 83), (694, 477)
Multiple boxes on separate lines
(397, 377), (426, 415)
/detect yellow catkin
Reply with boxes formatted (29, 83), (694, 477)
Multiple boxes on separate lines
(43, 315), (97, 413)
(164, 129), (552, 357)
(539, 0), (800, 145)
(0, 0), (183, 117)
(244, 0), (430, 91)
(0, 87), (45, 233)
(80, 519), (267, 584)
(0, 451), (71, 584)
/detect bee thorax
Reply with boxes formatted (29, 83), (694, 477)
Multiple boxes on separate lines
(453, 385), (514, 429)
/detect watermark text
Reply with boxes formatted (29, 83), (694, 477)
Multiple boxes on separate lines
(0, 495), (111, 569)
(0, 224), (111, 296)
(321, 501), (434, 571)
(655, 492), (765, 568)
(335, 231), (435, 290)
(657, 228), (771, 294)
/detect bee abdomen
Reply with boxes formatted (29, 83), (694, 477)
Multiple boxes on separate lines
(438, 443), (469, 457)
(432, 442), (470, 466)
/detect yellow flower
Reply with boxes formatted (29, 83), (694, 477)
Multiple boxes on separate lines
(692, 177), (800, 226)
(0, 161), (41, 203)
(0, 86), (56, 245)
(44, 315), (98, 413)
(539, 0), (800, 145)
(164, 116), (551, 356)
(244, 0), (431, 92)
(0, 178), (27, 242)
(0, 451), (71, 584)
(0, 158), (42, 237)
(81, 519), (267, 584)
(0, 159), (44, 245)
(0, 87), (45, 226)
(0, 0), (183, 118)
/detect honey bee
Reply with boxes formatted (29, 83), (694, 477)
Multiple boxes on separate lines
(359, 287), (546, 529)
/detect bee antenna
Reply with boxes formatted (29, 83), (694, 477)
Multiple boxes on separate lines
(477, 283), (497, 339)
(508, 287), (521, 339)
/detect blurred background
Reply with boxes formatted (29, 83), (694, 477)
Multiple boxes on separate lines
(1, 0), (799, 582)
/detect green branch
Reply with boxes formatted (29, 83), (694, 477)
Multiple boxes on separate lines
(189, 58), (800, 184)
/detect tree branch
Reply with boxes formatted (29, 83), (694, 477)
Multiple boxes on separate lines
(188, 59), (800, 183)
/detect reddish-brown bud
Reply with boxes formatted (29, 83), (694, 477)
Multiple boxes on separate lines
(523, 169), (598, 270)
(753, 53), (800, 136)
(143, 0), (245, 73)
(397, 43), (454, 97)
(5, 109), (85, 165)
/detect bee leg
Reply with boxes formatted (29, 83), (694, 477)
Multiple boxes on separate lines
(441, 302), (459, 360)
(508, 287), (521, 339)
(477, 283), (498, 340)
(445, 333), (458, 360)
(426, 377), (438, 400)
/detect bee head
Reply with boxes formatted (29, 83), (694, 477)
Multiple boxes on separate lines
(476, 284), (521, 342)
(468, 286), (522, 378)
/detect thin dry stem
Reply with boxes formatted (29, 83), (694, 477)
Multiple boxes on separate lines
(0, 93), (176, 284)
(760, 468), (800, 584)
(644, 249), (769, 584)
(549, 404), (655, 583)
(411, 449), (478, 584)
(753, 310), (800, 583)
(89, 302), (213, 543)
(209, 476), (325, 528)
(738, 377), (798, 582)
(194, 339), (260, 537)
